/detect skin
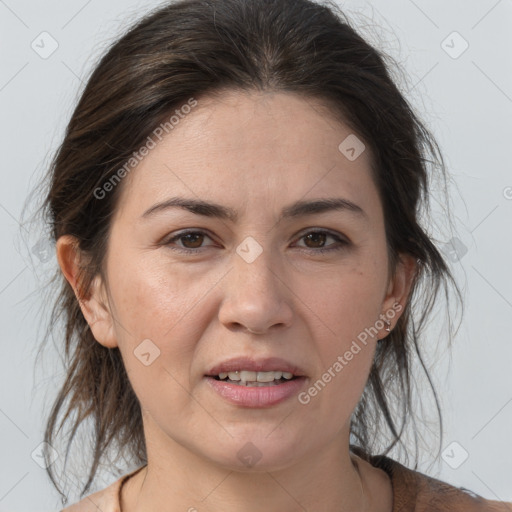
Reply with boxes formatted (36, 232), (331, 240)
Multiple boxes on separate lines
(57, 90), (416, 512)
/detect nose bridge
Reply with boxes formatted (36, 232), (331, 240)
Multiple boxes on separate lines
(234, 238), (283, 301)
(218, 238), (293, 332)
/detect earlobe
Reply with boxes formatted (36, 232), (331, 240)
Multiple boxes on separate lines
(56, 235), (118, 349)
(84, 275), (118, 349)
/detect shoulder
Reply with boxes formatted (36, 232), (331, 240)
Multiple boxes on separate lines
(408, 468), (512, 512)
(59, 482), (120, 512)
(357, 450), (512, 512)
(59, 466), (146, 512)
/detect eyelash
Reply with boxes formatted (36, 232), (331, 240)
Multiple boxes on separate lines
(162, 229), (349, 255)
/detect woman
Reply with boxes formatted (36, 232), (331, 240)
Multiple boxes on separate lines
(38, 0), (512, 510)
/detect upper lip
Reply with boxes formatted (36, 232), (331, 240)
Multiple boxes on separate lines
(206, 356), (307, 377)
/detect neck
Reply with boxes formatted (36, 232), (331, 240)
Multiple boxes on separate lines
(121, 422), (370, 512)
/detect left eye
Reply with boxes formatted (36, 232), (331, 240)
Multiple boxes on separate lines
(294, 230), (347, 252)
(163, 229), (348, 254)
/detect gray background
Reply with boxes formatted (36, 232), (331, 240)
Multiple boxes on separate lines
(1, 0), (511, 509)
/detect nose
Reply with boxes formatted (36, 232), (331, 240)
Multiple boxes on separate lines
(218, 248), (293, 335)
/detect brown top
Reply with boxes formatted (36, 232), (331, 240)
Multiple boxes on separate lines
(61, 454), (512, 511)
(364, 452), (512, 511)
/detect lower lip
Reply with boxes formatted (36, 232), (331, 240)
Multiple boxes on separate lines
(205, 376), (307, 407)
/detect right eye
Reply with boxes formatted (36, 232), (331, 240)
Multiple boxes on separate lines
(162, 230), (217, 253)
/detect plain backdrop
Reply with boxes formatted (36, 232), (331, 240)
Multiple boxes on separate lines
(0, 0), (511, 509)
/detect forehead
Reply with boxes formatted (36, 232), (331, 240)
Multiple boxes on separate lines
(113, 90), (379, 223)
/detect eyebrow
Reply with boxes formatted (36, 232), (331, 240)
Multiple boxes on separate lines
(141, 196), (368, 222)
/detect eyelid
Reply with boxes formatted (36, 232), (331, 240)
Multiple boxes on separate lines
(162, 227), (350, 253)
(293, 227), (349, 243)
(292, 229), (350, 253)
(162, 229), (217, 250)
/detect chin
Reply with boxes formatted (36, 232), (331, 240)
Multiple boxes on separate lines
(203, 431), (305, 473)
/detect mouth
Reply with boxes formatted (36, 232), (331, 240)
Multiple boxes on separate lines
(206, 356), (307, 385)
(204, 356), (308, 406)
(205, 371), (307, 408)
(208, 370), (300, 387)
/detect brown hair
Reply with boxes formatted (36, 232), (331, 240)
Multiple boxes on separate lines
(30, 0), (460, 504)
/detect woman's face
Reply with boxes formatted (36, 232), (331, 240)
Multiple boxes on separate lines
(67, 90), (414, 471)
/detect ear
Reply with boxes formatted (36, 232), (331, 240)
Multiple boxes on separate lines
(55, 234), (118, 349)
(378, 253), (417, 339)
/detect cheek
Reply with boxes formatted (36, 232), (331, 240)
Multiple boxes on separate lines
(108, 251), (213, 343)
(107, 252), (225, 397)
(298, 277), (379, 424)
(298, 261), (386, 343)
(294, 262), (385, 408)
(108, 258), (206, 420)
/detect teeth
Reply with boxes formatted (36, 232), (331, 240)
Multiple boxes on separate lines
(217, 370), (295, 382)
(257, 371), (281, 382)
(240, 370), (257, 382)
